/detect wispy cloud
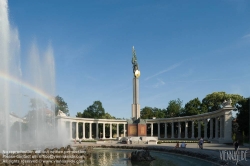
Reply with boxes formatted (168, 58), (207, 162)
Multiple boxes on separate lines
(145, 62), (181, 81)
(85, 75), (97, 81)
(153, 78), (165, 88)
(242, 34), (250, 38)
(181, 69), (193, 78)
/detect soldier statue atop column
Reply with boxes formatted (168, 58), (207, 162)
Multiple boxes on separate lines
(132, 46), (139, 74)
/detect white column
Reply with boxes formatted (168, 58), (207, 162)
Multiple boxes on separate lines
(215, 118), (218, 139)
(116, 123), (119, 138)
(158, 123), (160, 138)
(178, 122), (181, 138)
(82, 122), (85, 139)
(198, 120), (201, 138)
(164, 123), (167, 138)
(210, 118), (213, 139)
(171, 122), (174, 138)
(204, 119), (208, 139)
(69, 121), (72, 140)
(110, 123), (112, 139)
(76, 122), (79, 140)
(222, 115), (225, 139)
(191, 121), (194, 139)
(151, 123), (153, 136)
(219, 116), (223, 139)
(103, 123), (105, 139)
(123, 124), (126, 137)
(185, 121), (188, 139)
(57, 118), (62, 137)
(89, 123), (92, 139)
(96, 123), (99, 139)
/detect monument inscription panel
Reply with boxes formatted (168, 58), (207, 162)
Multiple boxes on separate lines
(128, 124), (138, 136)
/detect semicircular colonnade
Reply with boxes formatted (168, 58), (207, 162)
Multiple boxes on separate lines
(56, 101), (234, 143)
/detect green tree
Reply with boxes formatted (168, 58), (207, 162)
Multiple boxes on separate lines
(152, 107), (165, 118)
(236, 98), (249, 136)
(55, 95), (69, 116)
(81, 101), (105, 119)
(183, 98), (206, 116)
(165, 98), (183, 118)
(202, 92), (243, 112)
(140, 107), (154, 119)
(76, 112), (82, 118)
(102, 112), (116, 119)
(30, 98), (47, 111)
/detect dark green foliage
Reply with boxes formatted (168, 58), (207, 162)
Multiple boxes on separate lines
(236, 98), (249, 136)
(140, 107), (154, 119)
(201, 92), (243, 112)
(77, 101), (115, 119)
(140, 107), (165, 119)
(165, 98), (183, 118)
(55, 95), (69, 116)
(80, 101), (105, 119)
(183, 98), (206, 116)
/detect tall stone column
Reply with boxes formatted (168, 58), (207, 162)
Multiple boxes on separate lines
(191, 121), (194, 139)
(204, 119), (208, 140)
(210, 118), (213, 139)
(82, 122), (85, 139)
(158, 123), (160, 138)
(198, 120), (201, 138)
(116, 123), (119, 138)
(131, 46), (141, 120)
(69, 121), (72, 140)
(164, 123), (167, 138)
(76, 122), (79, 140)
(110, 123), (112, 139)
(151, 123), (153, 136)
(103, 123), (105, 139)
(220, 116), (223, 139)
(123, 124), (126, 137)
(178, 122), (181, 138)
(96, 123), (99, 139)
(132, 77), (140, 119)
(215, 118), (218, 139)
(185, 121), (188, 139)
(171, 122), (174, 138)
(89, 123), (92, 139)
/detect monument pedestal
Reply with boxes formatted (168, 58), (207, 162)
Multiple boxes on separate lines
(127, 119), (147, 137)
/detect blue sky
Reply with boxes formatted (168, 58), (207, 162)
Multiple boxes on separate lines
(8, 0), (250, 119)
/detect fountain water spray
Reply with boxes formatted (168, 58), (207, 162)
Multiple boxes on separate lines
(0, 0), (68, 151)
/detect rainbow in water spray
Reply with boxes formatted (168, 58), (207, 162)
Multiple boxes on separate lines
(0, 71), (55, 104)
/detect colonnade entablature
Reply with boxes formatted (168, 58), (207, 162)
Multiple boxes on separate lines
(57, 116), (127, 124)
